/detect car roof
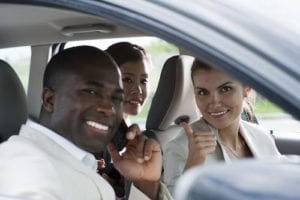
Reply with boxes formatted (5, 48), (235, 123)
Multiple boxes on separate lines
(0, 3), (144, 48)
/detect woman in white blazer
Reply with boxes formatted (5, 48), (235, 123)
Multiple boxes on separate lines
(163, 58), (282, 195)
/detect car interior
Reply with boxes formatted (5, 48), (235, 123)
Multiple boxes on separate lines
(1, 1), (300, 153)
(1, 2), (300, 198)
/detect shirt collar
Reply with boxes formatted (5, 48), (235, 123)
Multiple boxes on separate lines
(26, 120), (98, 171)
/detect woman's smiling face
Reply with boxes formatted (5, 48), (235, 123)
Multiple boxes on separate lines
(192, 68), (248, 130)
(120, 59), (149, 117)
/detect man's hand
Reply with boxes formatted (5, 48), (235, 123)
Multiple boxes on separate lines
(107, 124), (162, 182)
(107, 124), (162, 199)
(181, 122), (217, 171)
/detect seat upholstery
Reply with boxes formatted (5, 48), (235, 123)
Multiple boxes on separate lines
(0, 60), (28, 142)
(146, 55), (201, 151)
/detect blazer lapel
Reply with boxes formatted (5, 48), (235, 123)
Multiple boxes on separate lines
(239, 122), (260, 158)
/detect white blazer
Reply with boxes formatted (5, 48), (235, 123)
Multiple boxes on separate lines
(0, 124), (172, 200)
(0, 124), (116, 200)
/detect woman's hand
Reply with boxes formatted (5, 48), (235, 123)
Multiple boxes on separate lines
(181, 122), (217, 171)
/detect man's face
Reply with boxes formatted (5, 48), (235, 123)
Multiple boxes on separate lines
(46, 59), (124, 153)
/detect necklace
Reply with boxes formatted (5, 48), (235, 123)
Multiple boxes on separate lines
(221, 140), (245, 159)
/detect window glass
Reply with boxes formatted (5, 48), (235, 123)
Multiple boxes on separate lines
(254, 93), (300, 136)
(0, 46), (31, 93)
(66, 37), (300, 138)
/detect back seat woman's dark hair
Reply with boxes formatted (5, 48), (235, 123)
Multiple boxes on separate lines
(105, 42), (148, 66)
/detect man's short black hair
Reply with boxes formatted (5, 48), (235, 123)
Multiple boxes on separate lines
(43, 45), (115, 90)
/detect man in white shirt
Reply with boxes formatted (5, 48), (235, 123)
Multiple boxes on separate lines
(0, 46), (171, 200)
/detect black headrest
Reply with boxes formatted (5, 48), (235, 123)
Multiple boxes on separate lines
(0, 60), (28, 142)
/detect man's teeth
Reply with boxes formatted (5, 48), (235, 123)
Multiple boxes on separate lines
(86, 121), (108, 130)
(210, 110), (227, 116)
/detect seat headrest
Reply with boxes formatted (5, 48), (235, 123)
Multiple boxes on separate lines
(146, 55), (201, 131)
(0, 60), (28, 142)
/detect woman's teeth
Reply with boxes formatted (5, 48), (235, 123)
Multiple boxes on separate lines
(210, 110), (227, 116)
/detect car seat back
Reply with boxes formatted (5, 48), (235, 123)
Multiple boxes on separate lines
(0, 59), (28, 142)
(146, 55), (201, 152)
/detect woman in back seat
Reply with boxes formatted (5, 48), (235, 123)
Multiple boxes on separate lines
(106, 42), (150, 126)
(163, 58), (282, 195)
(99, 42), (151, 199)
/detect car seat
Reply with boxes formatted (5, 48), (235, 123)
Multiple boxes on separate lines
(145, 55), (201, 152)
(0, 60), (28, 142)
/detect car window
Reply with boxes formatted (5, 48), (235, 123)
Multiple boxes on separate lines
(254, 93), (300, 134)
(0, 46), (31, 93)
(66, 36), (300, 136)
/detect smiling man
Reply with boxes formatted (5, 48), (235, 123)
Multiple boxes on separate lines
(0, 46), (171, 200)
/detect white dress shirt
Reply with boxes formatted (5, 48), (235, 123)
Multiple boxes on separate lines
(26, 120), (98, 171)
